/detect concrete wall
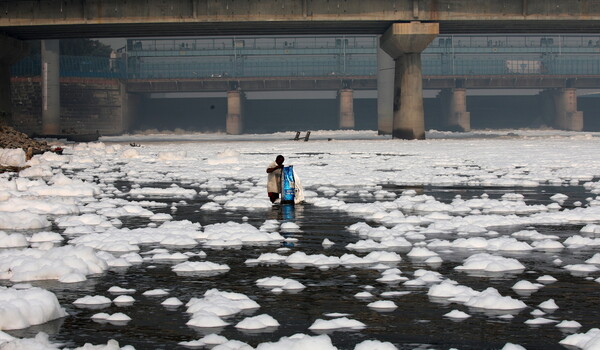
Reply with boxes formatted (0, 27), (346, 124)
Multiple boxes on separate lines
(11, 77), (130, 136)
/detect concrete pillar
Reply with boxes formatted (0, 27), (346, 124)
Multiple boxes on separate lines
(226, 90), (243, 135)
(338, 89), (355, 129)
(0, 35), (29, 126)
(555, 88), (583, 131)
(121, 82), (140, 134)
(440, 88), (470, 131)
(380, 22), (438, 139)
(377, 43), (394, 135)
(41, 40), (60, 135)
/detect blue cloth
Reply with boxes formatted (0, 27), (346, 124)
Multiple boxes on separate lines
(281, 166), (295, 203)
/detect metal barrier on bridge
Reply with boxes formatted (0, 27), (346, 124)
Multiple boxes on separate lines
(11, 35), (600, 79)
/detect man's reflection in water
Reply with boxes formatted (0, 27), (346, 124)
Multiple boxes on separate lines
(268, 204), (304, 222)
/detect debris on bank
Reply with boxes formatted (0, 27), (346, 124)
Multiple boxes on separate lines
(0, 125), (52, 173)
(0, 125), (51, 153)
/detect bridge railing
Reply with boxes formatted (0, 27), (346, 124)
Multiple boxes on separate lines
(10, 55), (126, 78)
(11, 54), (600, 79)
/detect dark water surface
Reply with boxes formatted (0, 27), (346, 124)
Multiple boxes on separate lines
(4, 183), (599, 350)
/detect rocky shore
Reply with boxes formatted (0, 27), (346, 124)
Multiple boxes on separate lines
(0, 125), (51, 153)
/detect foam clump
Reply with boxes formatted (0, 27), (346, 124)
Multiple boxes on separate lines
(162, 297), (183, 307)
(561, 328), (600, 349)
(308, 317), (366, 330)
(172, 261), (230, 275)
(0, 287), (67, 330)
(0, 332), (61, 349)
(186, 289), (260, 328)
(235, 314), (280, 330)
(586, 253), (600, 264)
(525, 317), (557, 325)
(512, 280), (543, 291)
(113, 295), (135, 305)
(0, 245), (108, 282)
(107, 286), (135, 295)
(556, 320), (582, 329)
(143, 289), (169, 297)
(539, 299), (559, 311)
(354, 339), (398, 350)
(0, 231), (28, 248)
(464, 287), (527, 311)
(0, 148), (26, 167)
(29, 231), (64, 243)
(455, 253), (525, 273)
(0, 211), (50, 230)
(444, 310), (471, 319)
(256, 276), (306, 290)
(367, 300), (397, 311)
(73, 295), (112, 307)
(501, 344), (526, 350)
(129, 186), (197, 198)
(202, 222), (284, 246)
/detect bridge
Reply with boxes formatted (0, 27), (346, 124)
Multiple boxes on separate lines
(3, 0), (600, 138)
(9, 34), (600, 135)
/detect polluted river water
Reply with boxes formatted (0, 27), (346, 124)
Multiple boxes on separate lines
(0, 130), (600, 350)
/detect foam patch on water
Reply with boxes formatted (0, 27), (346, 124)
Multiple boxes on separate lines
(0, 287), (67, 330)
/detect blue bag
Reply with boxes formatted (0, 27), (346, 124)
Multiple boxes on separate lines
(281, 165), (295, 204)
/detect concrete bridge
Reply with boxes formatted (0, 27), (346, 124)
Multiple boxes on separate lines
(3, 0), (600, 138)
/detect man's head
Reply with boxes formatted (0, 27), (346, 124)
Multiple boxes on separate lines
(275, 155), (284, 165)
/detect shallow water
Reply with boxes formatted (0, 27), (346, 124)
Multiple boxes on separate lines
(3, 182), (599, 350)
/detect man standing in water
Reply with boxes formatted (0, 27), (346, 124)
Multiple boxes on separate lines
(266, 155), (284, 203)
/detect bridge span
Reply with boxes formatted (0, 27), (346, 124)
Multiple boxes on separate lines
(3, 1), (600, 138)
(3, 0), (600, 39)
(9, 34), (600, 136)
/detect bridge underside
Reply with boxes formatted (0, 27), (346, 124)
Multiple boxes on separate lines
(4, 21), (600, 39)
(126, 76), (600, 93)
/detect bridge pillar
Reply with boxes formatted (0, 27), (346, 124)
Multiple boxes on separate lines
(41, 40), (61, 135)
(338, 89), (355, 129)
(555, 88), (583, 131)
(380, 22), (439, 139)
(226, 90), (244, 135)
(0, 35), (28, 126)
(377, 43), (394, 135)
(440, 88), (471, 131)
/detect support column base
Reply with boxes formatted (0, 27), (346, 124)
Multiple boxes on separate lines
(226, 90), (244, 135)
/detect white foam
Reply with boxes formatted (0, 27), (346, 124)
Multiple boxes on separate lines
(539, 299), (559, 311)
(443, 310), (471, 319)
(162, 297), (183, 307)
(0, 287), (67, 330)
(256, 276), (305, 290)
(560, 328), (600, 349)
(73, 295), (112, 307)
(455, 253), (525, 273)
(235, 314), (280, 330)
(308, 317), (366, 330)
(367, 300), (397, 311)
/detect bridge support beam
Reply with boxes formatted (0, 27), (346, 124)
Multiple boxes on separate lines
(0, 35), (28, 126)
(338, 89), (355, 129)
(380, 22), (438, 139)
(555, 88), (583, 131)
(377, 43), (394, 135)
(41, 40), (61, 135)
(226, 90), (244, 135)
(440, 88), (471, 131)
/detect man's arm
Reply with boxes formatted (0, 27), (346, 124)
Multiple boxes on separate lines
(266, 164), (283, 173)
